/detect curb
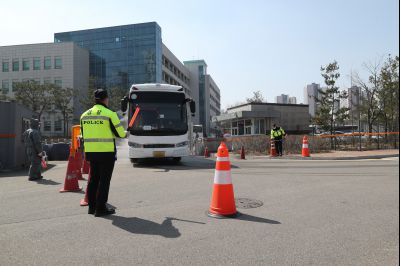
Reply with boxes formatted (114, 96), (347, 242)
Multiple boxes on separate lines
(241, 154), (399, 161)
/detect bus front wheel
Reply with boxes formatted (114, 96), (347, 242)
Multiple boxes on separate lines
(173, 157), (182, 163)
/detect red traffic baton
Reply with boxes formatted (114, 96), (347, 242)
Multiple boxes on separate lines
(129, 106), (140, 128)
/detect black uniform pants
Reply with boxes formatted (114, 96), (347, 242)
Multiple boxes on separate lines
(275, 139), (283, 155)
(88, 160), (115, 210)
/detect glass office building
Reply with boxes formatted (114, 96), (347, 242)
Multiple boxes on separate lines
(54, 22), (162, 89)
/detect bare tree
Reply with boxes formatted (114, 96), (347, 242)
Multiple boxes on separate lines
(353, 59), (382, 137)
(246, 91), (265, 103)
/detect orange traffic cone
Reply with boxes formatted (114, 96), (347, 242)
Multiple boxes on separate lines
(82, 155), (90, 174)
(80, 168), (91, 206)
(270, 140), (277, 157)
(204, 147), (210, 158)
(302, 135), (310, 157)
(60, 147), (82, 193)
(240, 146), (246, 160)
(208, 142), (238, 218)
(75, 150), (85, 180)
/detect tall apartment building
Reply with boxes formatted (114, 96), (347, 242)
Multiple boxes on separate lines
(184, 60), (221, 136)
(0, 42), (89, 136)
(288, 96), (297, 104)
(275, 94), (289, 104)
(304, 83), (320, 117)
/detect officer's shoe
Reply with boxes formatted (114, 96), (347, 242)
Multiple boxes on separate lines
(94, 207), (115, 217)
(88, 207), (95, 215)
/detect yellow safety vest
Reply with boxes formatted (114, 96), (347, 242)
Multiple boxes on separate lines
(270, 128), (285, 139)
(80, 104), (126, 152)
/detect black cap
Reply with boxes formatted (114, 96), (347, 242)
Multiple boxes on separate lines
(94, 89), (108, 100)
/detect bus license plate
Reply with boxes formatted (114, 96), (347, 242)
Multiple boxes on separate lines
(153, 151), (165, 158)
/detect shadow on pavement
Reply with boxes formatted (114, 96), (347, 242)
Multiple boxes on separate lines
(0, 163), (57, 178)
(236, 213), (281, 224)
(133, 156), (239, 171)
(34, 178), (61, 185)
(104, 216), (205, 238)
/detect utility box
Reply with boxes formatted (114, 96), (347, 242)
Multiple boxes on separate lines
(0, 101), (38, 170)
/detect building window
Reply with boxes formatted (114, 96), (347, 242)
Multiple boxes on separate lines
(231, 121), (238, 136)
(2, 61), (9, 72)
(54, 56), (62, 69)
(22, 58), (30, 71)
(43, 78), (52, 85)
(12, 59), (19, 71)
(44, 120), (51, 132)
(12, 79), (19, 92)
(54, 120), (62, 131)
(44, 56), (51, 70)
(245, 120), (252, 135)
(54, 79), (62, 88)
(2, 80), (9, 94)
(33, 57), (41, 70)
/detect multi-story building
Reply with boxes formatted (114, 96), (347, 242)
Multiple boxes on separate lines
(0, 42), (89, 136)
(275, 94), (289, 104)
(55, 22), (163, 88)
(55, 23), (221, 136)
(288, 96), (297, 104)
(304, 83), (320, 117)
(183, 60), (221, 137)
(161, 44), (191, 95)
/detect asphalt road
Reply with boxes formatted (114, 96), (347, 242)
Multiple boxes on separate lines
(0, 144), (398, 266)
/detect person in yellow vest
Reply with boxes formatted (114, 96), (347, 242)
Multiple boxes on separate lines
(270, 124), (287, 156)
(80, 89), (126, 217)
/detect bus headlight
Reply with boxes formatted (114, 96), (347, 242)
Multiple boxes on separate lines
(128, 141), (143, 148)
(176, 141), (188, 147)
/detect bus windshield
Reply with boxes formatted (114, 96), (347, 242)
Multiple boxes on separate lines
(129, 91), (188, 136)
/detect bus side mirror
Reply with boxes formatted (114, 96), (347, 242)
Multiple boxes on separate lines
(121, 96), (128, 112)
(190, 100), (196, 114)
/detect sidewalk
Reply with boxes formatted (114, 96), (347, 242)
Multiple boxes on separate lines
(235, 149), (399, 160)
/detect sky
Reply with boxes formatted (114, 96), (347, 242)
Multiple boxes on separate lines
(1, 0), (398, 108)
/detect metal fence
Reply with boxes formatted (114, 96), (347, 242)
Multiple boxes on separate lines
(198, 133), (399, 156)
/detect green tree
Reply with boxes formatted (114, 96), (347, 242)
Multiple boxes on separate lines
(13, 80), (53, 121)
(0, 94), (9, 101)
(108, 86), (128, 112)
(51, 85), (76, 137)
(80, 76), (97, 110)
(313, 61), (349, 148)
(378, 55), (399, 138)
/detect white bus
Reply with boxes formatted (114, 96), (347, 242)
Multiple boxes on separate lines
(121, 84), (195, 163)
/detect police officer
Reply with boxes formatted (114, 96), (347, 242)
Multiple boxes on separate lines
(80, 89), (126, 217)
(270, 124), (286, 156)
(23, 119), (44, 181)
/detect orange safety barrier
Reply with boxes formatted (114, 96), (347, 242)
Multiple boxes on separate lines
(71, 125), (81, 151)
(0, 134), (16, 138)
(315, 132), (400, 138)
